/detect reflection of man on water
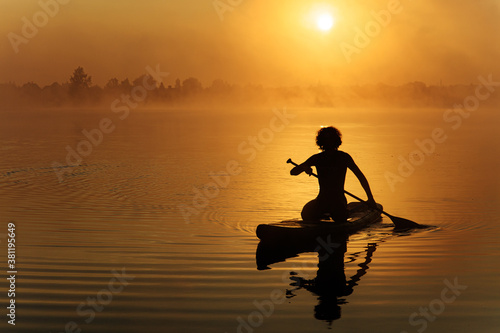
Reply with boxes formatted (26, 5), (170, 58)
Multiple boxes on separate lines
(288, 237), (377, 324)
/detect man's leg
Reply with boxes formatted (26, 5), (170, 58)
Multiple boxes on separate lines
(301, 199), (323, 221)
(330, 204), (348, 224)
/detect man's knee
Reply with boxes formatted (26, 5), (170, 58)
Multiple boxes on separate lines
(302, 200), (320, 221)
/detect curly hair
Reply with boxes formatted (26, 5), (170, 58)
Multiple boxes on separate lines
(316, 126), (342, 151)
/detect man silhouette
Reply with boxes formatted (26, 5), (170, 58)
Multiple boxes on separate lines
(290, 126), (376, 223)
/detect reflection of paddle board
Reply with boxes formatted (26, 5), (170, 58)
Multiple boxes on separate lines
(256, 202), (383, 243)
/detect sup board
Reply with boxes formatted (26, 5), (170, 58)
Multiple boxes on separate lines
(256, 202), (383, 243)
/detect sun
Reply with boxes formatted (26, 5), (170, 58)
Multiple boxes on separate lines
(316, 13), (335, 32)
(303, 4), (338, 34)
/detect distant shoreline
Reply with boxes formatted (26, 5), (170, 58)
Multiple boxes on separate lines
(2, 80), (499, 110)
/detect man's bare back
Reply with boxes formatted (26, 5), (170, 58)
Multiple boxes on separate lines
(290, 127), (375, 222)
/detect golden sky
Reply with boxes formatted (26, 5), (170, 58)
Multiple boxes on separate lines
(1, 0), (499, 87)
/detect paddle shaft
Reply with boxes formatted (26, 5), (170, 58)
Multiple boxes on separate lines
(287, 159), (390, 217)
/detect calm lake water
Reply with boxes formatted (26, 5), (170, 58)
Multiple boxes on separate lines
(0, 106), (499, 333)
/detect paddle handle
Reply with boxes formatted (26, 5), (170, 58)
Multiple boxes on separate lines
(286, 158), (388, 216)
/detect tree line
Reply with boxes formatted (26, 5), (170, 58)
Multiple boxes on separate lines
(1, 66), (497, 109)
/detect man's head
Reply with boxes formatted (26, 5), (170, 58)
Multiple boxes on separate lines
(316, 126), (342, 151)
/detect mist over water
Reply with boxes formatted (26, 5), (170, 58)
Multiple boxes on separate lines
(0, 106), (498, 332)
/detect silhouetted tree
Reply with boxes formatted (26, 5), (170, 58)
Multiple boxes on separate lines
(42, 82), (66, 106)
(68, 66), (92, 102)
(150, 81), (164, 102)
(103, 78), (120, 98)
(105, 78), (119, 90)
(120, 78), (132, 92)
(132, 74), (157, 88)
(182, 77), (202, 95)
(209, 79), (230, 94)
(21, 82), (41, 95)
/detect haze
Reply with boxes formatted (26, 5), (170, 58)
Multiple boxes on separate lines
(1, 0), (499, 87)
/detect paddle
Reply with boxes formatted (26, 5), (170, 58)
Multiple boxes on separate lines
(286, 158), (422, 230)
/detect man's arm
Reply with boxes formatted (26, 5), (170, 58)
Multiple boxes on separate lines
(346, 155), (375, 205)
(290, 157), (314, 176)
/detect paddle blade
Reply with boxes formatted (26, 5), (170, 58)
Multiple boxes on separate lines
(387, 214), (423, 230)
